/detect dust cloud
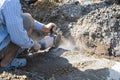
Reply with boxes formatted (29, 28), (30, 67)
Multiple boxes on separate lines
(58, 37), (77, 51)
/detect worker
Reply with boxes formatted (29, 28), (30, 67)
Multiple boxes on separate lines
(0, 0), (57, 70)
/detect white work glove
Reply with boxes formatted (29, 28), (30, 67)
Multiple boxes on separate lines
(32, 36), (54, 51)
(42, 36), (54, 48)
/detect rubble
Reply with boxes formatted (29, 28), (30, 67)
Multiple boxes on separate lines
(71, 4), (120, 56)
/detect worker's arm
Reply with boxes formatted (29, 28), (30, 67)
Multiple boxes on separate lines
(34, 20), (57, 32)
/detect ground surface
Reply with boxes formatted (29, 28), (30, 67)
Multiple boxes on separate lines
(0, 0), (120, 80)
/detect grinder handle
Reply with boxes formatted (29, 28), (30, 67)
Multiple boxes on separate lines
(50, 28), (53, 34)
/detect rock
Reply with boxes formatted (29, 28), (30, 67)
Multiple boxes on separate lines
(71, 4), (120, 56)
(58, 3), (83, 20)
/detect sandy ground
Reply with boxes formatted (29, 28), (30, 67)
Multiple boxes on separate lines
(24, 47), (120, 80)
(1, 46), (120, 80)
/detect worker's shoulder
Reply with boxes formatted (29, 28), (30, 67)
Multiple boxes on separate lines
(0, 0), (20, 9)
(0, 0), (6, 8)
(0, 0), (12, 9)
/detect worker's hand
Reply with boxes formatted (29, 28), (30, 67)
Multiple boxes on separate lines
(32, 41), (41, 51)
(45, 23), (57, 32)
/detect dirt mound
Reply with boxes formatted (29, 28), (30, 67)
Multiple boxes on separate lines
(71, 4), (120, 56)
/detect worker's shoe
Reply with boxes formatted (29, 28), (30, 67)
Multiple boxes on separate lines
(2, 58), (27, 70)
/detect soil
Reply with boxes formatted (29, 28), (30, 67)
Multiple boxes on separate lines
(0, 0), (120, 80)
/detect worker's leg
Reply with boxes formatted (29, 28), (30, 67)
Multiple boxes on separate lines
(22, 13), (34, 36)
(0, 42), (20, 67)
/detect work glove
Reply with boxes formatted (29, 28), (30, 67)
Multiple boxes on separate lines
(32, 41), (41, 52)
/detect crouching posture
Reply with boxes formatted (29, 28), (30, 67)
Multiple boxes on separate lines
(0, 0), (57, 70)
